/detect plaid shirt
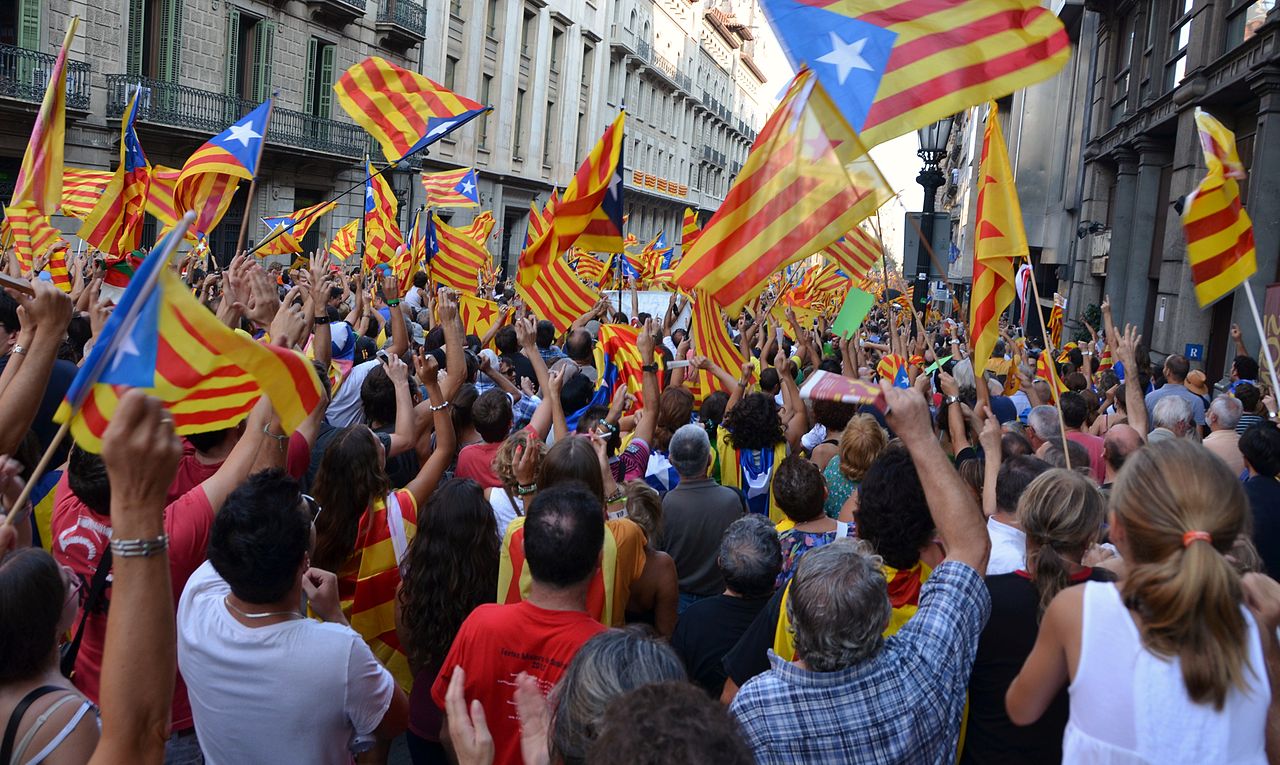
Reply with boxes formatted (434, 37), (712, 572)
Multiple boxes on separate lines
(537, 345), (566, 364)
(510, 392), (540, 433)
(729, 561), (990, 765)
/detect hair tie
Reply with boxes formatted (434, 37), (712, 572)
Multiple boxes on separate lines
(1182, 530), (1212, 548)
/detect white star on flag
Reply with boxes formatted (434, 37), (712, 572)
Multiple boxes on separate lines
(426, 117), (460, 140)
(226, 121), (263, 148)
(110, 329), (142, 374)
(815, 31), (873, 85)
(460, 179), (475, 195)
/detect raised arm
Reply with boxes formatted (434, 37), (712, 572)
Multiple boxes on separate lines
(91, 390), (183, 765)
(0, 280), (73, 454)
(405, 356), (455, 507)
(881, 382), (989, 573)
(1115, 324), (1147, 439)
(383, 354), (418, 458)
(436, 288), (467, 403)
(309, 256), (332, 370)
(777, 348), (809, 453)
(633, 319), (660, 446)
(516, 316), (555, 438)
(383, 273), (408, 359)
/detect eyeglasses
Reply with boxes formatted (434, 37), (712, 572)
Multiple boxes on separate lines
(60, 563), (84, 608)
(302, 493), (322, 521)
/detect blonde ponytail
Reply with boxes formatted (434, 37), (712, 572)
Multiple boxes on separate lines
(1111, 440), (1251, 709)
(1016, 468), (1105, 618)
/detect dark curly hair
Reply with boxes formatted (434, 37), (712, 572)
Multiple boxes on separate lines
(811, 399), (857, 431)
(722, 392), (784, 451)
(397, 479), (498, 672)
(854, 445), (935, 570)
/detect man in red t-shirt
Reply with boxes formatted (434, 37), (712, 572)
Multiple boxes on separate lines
(433, 483), (607, 763)
(51, 399), (285, 751)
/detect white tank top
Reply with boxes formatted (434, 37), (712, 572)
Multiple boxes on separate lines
(1064, 581), (1270, 764)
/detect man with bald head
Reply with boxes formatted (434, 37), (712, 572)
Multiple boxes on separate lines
(1101, 424), (1143, 495)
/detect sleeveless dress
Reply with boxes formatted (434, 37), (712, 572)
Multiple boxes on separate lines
(1063, 581), (1269, 764)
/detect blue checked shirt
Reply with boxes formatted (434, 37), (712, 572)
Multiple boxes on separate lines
(729, 561), (991, 765)
(510, 392), (540, 433)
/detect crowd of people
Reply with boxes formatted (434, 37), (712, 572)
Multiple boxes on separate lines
(4, 247), (1280, 765)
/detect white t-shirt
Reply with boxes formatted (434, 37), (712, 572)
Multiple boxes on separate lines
(177, 561), (396, 765)
(325, 359), (379, 428)
(986, 516), (1027, 576)
(487, 488), (523, 539)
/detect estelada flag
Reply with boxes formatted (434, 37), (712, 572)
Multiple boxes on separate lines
(1182, 109), (1257, 307)
(55, 215), (323, 453)
(334, 56), (489, 162)
(258, 200), (337, 256)
(421, 167), (480, 208)
(79, 87), (151, 257)
(761, 0), (1069, 149)
(175, 99), (272, 238)
(672, 70), (891, 311)
(970, 101), (1022, 378)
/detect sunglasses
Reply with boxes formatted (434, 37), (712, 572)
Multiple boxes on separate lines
(60, 563), (84, 608)
(302, 493), (322, 521)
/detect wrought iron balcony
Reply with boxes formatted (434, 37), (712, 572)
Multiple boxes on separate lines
(376, 0), (427, 49)
(105, 75), (366, 158)
(0, 42), (91, 111)
(305, 0), (366, 26)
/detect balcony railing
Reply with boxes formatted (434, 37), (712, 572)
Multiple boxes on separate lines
(701, 146), (726, 166)
(0, 43), (91, 111)
(105, 75), (366, 158)
(610, 25), (637, 54)
(377, 0), (427, 37)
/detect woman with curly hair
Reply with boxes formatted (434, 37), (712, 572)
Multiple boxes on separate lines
(311, 356), (455, 690)
(715, 354), (808, 523)
(396, 479), (498, 765)
(486, 428), (547, 538)
(645, 386), (695, 495)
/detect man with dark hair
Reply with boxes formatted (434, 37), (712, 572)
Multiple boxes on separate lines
(432, 483), (608, 764)
(589, 682), (754, 765)
(1233, 354), (1260, 385)
(672, 515), (780, 696)
(1144, 353), (1206, 426)
(1059, 391), (1106, 481)
(535, 319), (565, 363)
(987, 455), (1051, 574)
(359, 359), (420, 487)
(494, 324), (535, 385)
(178, 470), (407, 763)
(1242, 424), (1280, 573)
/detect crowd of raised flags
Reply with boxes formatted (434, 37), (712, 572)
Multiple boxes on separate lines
(4, 1), (1280, 764)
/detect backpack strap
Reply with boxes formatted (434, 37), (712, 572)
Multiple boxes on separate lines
(60, 546), (112, 679)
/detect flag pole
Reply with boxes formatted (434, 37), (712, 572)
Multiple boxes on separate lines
(1023, 255), (1072, 470)
(357, 152), (369, 274)
(3, 210), (197, 527)
(1243, 278), (1280, 395)
(234, 95), (275, 259)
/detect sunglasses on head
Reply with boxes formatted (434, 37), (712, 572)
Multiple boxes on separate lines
(302, 493), (322, 521)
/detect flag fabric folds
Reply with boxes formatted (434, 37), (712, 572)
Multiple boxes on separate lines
(681, 207), (702, 250)
(258, 200), (337, 256)
(576, 142), (627, 255)
(3, 202), (63, 272)
(575, 253), (611, 286)
(597, 324), (658, 407)
(520, 113), (626, 285)
(825, 226), (881, 282)
(54, 220), (324, 453)
(690, 289), (745, 405)
(432, 214), (492, 294)
(760, 0), (1070, 149)
(421, 167), (480, 208)
(1046, 293), (1065, 349)
(969, 101), (1023, 377)
(79, 88), (152, 257)
(363, 164), (403, 270)
(516, 257), (600, 333)
(146, 165), (183, 227)
(12, 18), (78, 215)
(1182, 109), (1257, 307)
(672, 71), (891, 311)
(334, 56), (489, 163)
(175, 99), (271, 237)
(47, 244), (71, 293)
(60, 168), (113, 220)
(329, 219), (359, 262)
(458, 292), (502, 338)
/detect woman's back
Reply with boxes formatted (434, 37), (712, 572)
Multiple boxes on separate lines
(1066, 581), (1269, 765)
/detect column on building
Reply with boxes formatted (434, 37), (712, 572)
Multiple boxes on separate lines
(1102, 148), (1139, 324)
(1120, 138), (1172, 334)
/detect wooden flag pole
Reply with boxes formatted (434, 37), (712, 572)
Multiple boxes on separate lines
(1243, 278), (1280, 396)
(2, 421), (69, 528)
(234, 96), (276, 259)
(1023, 255), (1072, 470)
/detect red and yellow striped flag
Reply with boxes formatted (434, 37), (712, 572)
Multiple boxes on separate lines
(1035, 350), (1067, 402)
(575, 142), (626, 255)
(765, 0), (1070, 150)
(11, 18), (78, 215)
(3, 202), (63, 273)
(1046, 293), (1065, 349)
(681, 207), (702, 250)
(575, 253), (610, 286)
(970, 101), (1022, 377)
(146, 165), (182, 226)
(421, 167), (480, 208)
(463, 210), (496, 244)
(432, 214), (490, 294)
(257, 200), (337, 256)
(47, 243), (72, 293)
(55, 223), (324, 453)
(690, 289), (745, 405)
(825, 226), (881, 283)
(672, 71), (891, 311)
(175, 100), (271, 238)
(329, 219), (359, 262)
(334, 56), (489, 163)
(363, 163), (403, 270)
(524, 195), (554, 250)
(60, 168), (113, 220)
(1182, 109), (1257, 307)
(516, 257), (600, 333)
(520, 113), (625, 285)
(79, 89), (151, 257)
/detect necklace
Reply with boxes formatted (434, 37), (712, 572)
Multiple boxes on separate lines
(223, 595), (302, 621)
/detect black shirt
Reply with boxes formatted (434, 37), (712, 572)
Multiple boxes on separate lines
(721, 586), (785, 688)
(671, 594), (771, 697)
(961, 567), (1114, 765)
(1246, 475), (1280, 576)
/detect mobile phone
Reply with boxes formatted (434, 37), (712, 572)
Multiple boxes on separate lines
(376, 349), (390, 365)
(0, 273), (35, 296)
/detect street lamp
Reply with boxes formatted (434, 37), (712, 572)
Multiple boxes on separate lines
(912, 116), (954, 313)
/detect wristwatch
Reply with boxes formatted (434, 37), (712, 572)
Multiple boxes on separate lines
(641, 363), (659, 373)
(944, 395), (960, 405)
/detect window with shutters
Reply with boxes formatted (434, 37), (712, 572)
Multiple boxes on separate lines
(225, 11), (275, 102)
(304, 38), (336, 118)
(444, 56), (458, 90)
(11, 0), (39, 48)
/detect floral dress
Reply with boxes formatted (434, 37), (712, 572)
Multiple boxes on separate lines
(776, 521), (852, 588)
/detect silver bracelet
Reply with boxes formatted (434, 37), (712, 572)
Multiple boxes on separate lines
(429, 400), (451, 412)
(110, 534), (169, 558)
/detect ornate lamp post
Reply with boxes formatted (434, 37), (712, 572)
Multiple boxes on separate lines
(912, 116), (954, 313)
